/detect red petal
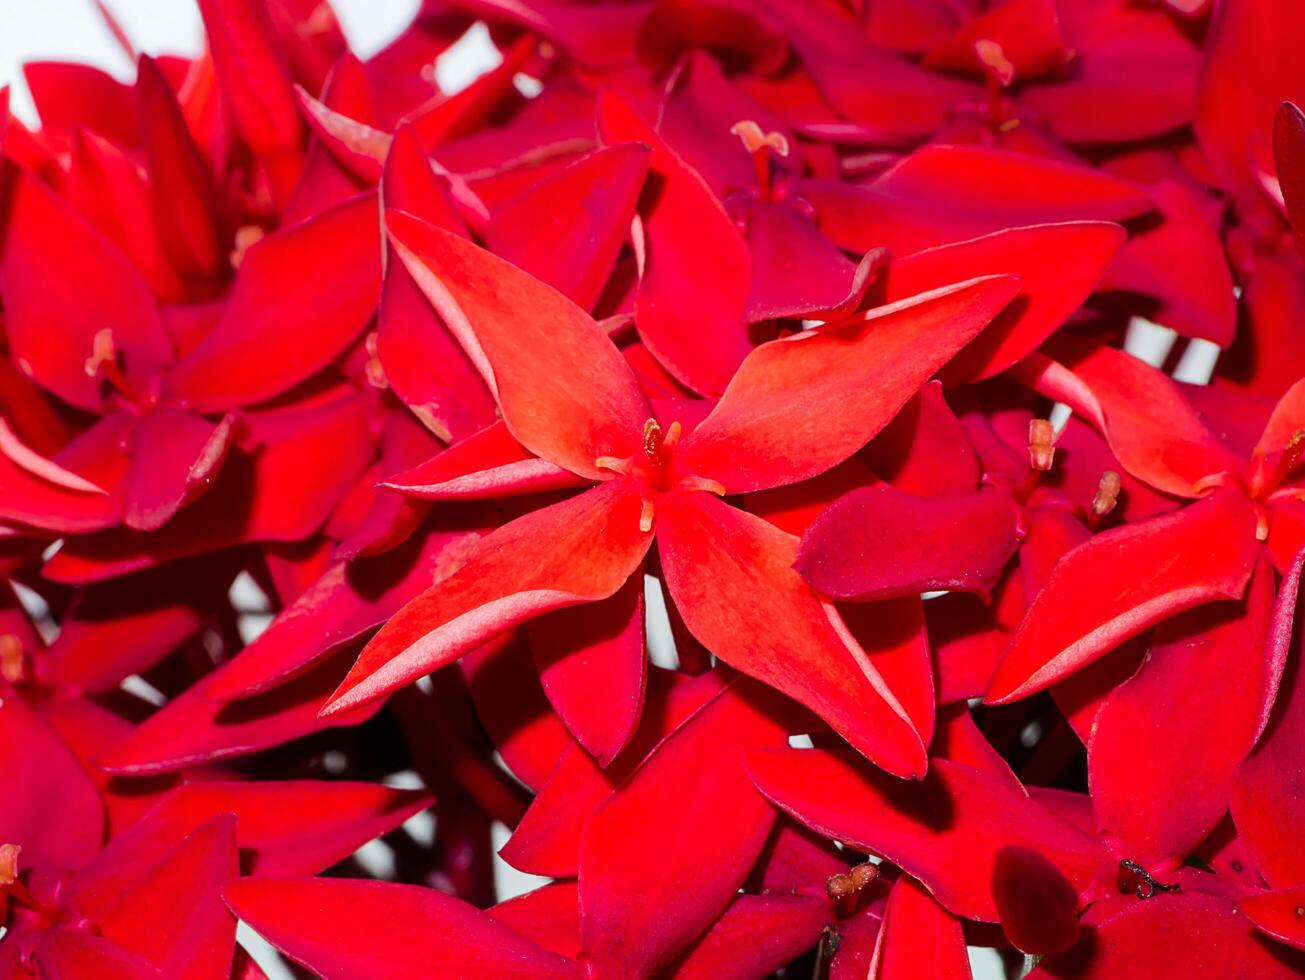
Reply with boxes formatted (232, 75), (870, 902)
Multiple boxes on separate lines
(991, 845), (1081, 955)
(579, 678), (786, 976)
(871, 876), (972, 979)
(123, 409), (235, 531)
(743, 203), (861, 323)
(838, 597), (938, 749)
(225, 877), (580, 977)
(387, 210), (650, 478)
(924, 0), (1069, 80)
(1089, 554), (1282, 867)
(1240, 886), (1305, 952)
(167, 193), (382, 411)
(0, 698), (104, 874)
(23, 62), (138, 145)
(293, 82), (390, 184)
(486, 143), (649, 311)
(0, 439), (117, 533)
(658, 492), (927, 777)
(1034, 893), (1305, 978)
(135, 55), (221, 278)
(529, 574), (646, 766)
(797, 486), (1020, 602)
(382, 421), (588, 500)
(863, 382), (980, 496)
(488, 883), (582, 960)
(325, 481), (652, 714)
(1277, 102), (1305, 257)
(596, 90), (752, 396)
(882, 223), (1125, 385)
(682, 276), (1020, 494)
(32, 931), (162, 980)
(196, 0), (301, 156)
(746, 750), (1110, 921)
(0, 167), (170, 412)
(988, 491), (1261, 704)
(669, 893), (831, 978)
(92, 814), (237, 980)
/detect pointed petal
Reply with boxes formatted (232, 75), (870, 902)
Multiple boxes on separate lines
(881, 223), (1125, 385)
(746, 750), (1109, 922)
(123, 409), (235, 531)
(871, 876), (972, 980)
(486, 143), (649, 311)
(325, 481), (652, 714)
(669, 893), (831, 979)
(1090, 555), (1281, 867)
(93, 814), (237, 980)
(797, 486), (1020, 602)
(838, 597), (937, 749)
(863, 382), (980, 496)
(0, 698), (104, 873)
(0, 167), (169, 412)
(488, 882), (582, 960)
(1033, 893), (1305, 978)
(0, 440), (117, 533)
(33, 931), (162, 980)
(225, 877), (580, 977)
(579, 678), (786, 977)
(658, 492), (927, 777)
(743, 203), (861, 323)
(596, 90), (752, 396)
(529, 574), (646, 766)
(987, 490), (1261, 704)
(381, 421), (588, 500)
(387, 210), (650, 477)
(135, 55), (222, 277)
(167, 193), (383, 411)
(682, 276), (1020, 494)
(1240, 886), (1305, 952)
(1277, 103), (1305, 257)
(924, 0), (1068, 79)
(991, 846), (1080, 956)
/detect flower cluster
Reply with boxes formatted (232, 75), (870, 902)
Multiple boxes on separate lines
(2, 0), (1304, 976)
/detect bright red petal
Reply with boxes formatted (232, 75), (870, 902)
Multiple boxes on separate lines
(1240, 886), (1305, 952)
(871, 876), (971, 980)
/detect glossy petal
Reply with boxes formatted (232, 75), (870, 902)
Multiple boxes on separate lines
(325, 480), (652, 714)
(225, 877), (581, 977)
(682, 276), (1020, 494)
(871, 876), (971, 980)
(797, 486), (1020, 602)
(658, 492), (927, 777)
(124, 409), (235, 531)
(669, 893), (831, 979)
(991, 845), (1080, 955)
(167, 193), (383, 411)
(988, 490), (1261, 704)
(387, 210), (651, 478)
(747, 749), (1108, 921)
(1240, 887), (1305, 951)
(1277, 102), (1305, 256)
(596, 90), (752, 396)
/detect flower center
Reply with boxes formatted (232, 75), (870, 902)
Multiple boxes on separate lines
(595, 418), (725, 532)
(730, 120), (789, 204)
(1, 845), (58, 925)
(83, 328), (157, 410)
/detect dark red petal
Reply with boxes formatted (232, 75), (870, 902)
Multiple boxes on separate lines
(924, 0), (1068, 80)
(92, 814), (237, 980)
(871, 876), (971, 979)
(882, 223), (1125, 385)
(529, 574), (646, 766)
(387, 210), (651, 477)
(325, 481), (652, 715)
(167, 193), (382, 411)
(1033, 893), (1305, 978)
(1240, 887), (1305, 952)
(747, 749), (1110, 921)
(683, 276), (1020, 494)
(224, 877), (580, 977)
(669, 893), (831, 979)
(196, 0), (302, 156)
(486, 143), (649, 311)
(579, 678), (786, 976)
(743, 203), (861, 323)
(991, 845), (1080, 955)
(0, 698), (104, 874)
(0, 167), (170, 412)
(135, 55), (221, 278)
(987, 491), (1261, 704)
(798, 486), (1020, 602)
(596, 89), (752, 396)
(1276, 102), (1305, 257)
(381, 421), (588, 501)
(864, 382), (980, 497)
(123, 409), (235, 531)
(1089, 554), (1281, 867)
(658, 493), (928, 777)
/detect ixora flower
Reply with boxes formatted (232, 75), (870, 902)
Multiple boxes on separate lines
(314, 210), (1022, 778)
